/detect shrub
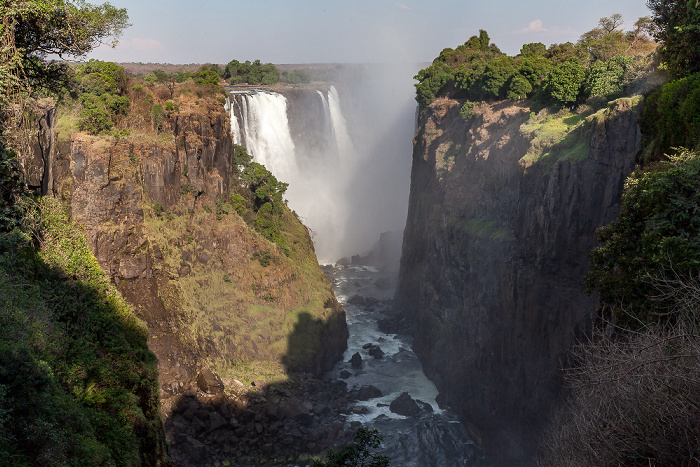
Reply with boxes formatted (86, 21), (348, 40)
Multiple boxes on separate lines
(586, 150), (700, 326)
(536, 315), (700, 467)
(460, 101), (477, 121)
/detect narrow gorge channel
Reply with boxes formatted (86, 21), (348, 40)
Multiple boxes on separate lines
(226, 79), (481, 464)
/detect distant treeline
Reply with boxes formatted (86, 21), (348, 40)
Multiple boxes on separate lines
(141, 61), (313, 86)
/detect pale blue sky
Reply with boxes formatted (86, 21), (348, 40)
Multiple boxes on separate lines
(90, 0), (651, 64)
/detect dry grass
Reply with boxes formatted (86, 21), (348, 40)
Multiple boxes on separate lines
(536, 276), (700, 466)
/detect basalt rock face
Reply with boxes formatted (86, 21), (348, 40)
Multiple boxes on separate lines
(27, 100), (348, 439)
(396, 98), (641, 464)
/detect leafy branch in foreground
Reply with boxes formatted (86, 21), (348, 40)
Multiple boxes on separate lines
(312, 428), (389, 467)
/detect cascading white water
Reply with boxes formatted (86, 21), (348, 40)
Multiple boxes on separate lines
(227, 72), (415, 264)
(327, 86), (353, 158)
(238, 92), (298, 183)
(228, 87), (359, 262)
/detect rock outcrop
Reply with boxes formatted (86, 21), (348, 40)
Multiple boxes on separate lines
(25, 95), (349, 463)
(396, 98), (641, 463)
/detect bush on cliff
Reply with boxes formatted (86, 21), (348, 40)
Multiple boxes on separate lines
(639, 73), (700, 162)
(586, 150), (700, 327)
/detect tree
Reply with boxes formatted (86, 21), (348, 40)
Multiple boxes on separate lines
(577, 14), (629, 62)
(1, 0), (129, 102)
(541, 58), (586, 106)
(584, 55), (632, 99)
(647, 0), (700, 77)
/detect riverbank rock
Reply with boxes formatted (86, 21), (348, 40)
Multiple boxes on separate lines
(390, 392), (421, 416)
(357, 385), (383, 401)
(350, 352), (363, 369)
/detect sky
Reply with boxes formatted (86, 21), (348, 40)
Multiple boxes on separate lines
(89, 0), (652, 65)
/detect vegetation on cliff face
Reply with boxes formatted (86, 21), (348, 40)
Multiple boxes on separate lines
(536, 6), (700, 465)
(0, 198), (168, 465)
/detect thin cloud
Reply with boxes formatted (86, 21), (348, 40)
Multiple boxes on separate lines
(394, 2), (411, 10)
(516, 19), (547, 34)
(514, 20), (576, 37)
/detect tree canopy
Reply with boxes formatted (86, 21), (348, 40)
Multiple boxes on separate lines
(647, 0), (700, 78)
(1, 0), (129, 104)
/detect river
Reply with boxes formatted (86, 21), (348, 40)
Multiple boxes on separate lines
(323, 262), (484, 466)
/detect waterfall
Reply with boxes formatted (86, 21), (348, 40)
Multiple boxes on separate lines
(227, 80), (413, 264)
(236, 92), (298, 183)
(327, 86), (353, 158)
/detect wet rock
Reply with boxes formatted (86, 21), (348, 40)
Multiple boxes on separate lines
(368, 345), (384, 359)
(196, 369), (224, 394)
(350, 352), (362, 369)
(339, 369), (352, 378)
(352, 406), (370, 415)
(357, 385), (382, 401)
(415, 399), (434, 413)
(348, 295), (366, 306)
(364, 297), (380, 306)
(390, 392), (421, 416)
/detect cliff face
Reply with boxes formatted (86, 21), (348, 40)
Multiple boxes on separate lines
(31, 98), (347, 413)
(396, 97), (641, 462)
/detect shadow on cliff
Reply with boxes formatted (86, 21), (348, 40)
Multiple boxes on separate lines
(0, 229), (168, 465)
(164, 310), (352, 466)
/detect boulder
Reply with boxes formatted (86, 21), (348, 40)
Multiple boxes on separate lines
(357, 385), (382, 401)
(368, 345), (384, 359)
(196, 369), (224, 394)
(340, 369), (352, 378)
(350, 352), (362, 369)
(389, 392), (421, 416)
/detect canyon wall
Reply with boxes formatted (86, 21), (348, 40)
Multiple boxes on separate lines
(396, 97), (641, 463)
(27, 97), (348, 414)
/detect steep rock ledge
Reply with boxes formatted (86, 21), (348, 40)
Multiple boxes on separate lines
(396, 98), (640, 463)
(28, 99), (348, 429)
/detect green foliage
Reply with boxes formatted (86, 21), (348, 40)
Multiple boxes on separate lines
(520, 42), (547, 57)
(545, 42), (579, 65)
(233, 145), (253, 172)
(0, 0), (129, 105)
(251, 249), (272, 267)
(74, 59), (129, 95)
(0, 146), (29, 232)
(153, 202), (164, 217)
(312, 428), (389, 467)
(460, 100), (477, 121)
(230, 193), (249, 215)
(224, 59), (280, 85)
(151, 103), (165, 132)
(283, 69), (312, 84)
(0, 197), (166, 465)
(77, 93), (113, 134)
(640, 73), (700, 160)
(507, 75), (533, 100)
(584, 56), (633, 98)
(647, 0), (700, 78)
(540, 58), (587, 107)
(414, 62), (453, 108)
(193, 69), (220, 86)
(577, 15), (629, 63)
(215, 198), (231, 220)
(586, 150), (700, 326)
